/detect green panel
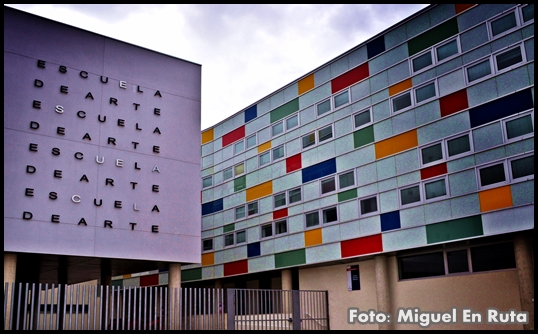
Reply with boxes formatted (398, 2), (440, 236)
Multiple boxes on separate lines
(270, 98), (299, 123)
(223, 223), (235, 233)
(111, 279), (123, 287)
(234, 176), (246, 192)
(426, 215), (483, 244)
(275, 249), (306, 268)
(338, 188), (358, 202)
(353, 125), (375, 148)
(181, 268), (202, 282)
(409, 18), (459, 56)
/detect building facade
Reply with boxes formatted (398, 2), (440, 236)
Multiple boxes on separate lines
(113, 4), (533, 330)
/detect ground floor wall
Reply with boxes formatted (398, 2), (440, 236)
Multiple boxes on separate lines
(299, 257), (523, 330)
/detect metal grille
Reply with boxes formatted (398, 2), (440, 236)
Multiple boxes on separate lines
(4, 283), (327, 330)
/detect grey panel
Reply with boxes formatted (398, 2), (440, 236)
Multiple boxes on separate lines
(435, 56), (463, 77)
(491, 30), (523, 53)
(334, 134), (354, 157)
(376, 156), (397, 180)
(460, 23), (489, 53)
(371, 89), (389, 106)
(221, 118), (235, 136)
(321, 225), (340, 243)
(438, 69), (465, 97)
(350, 79), (371, 102)
(399, 205), (425, 228)
(447, 155), (476, 173)
(414, 100), (441, 127)
(505, 138), (534, 157)
(378, 177), (398, 193)
(348, 46), (368, 68)
(337, 145), (376, 171)
(406, 10), (431, 39)
(339, 220), (361, 240)
(305, 243), (341, 264)
(373, 118), (393, 141)
(457, 4), (515, 32)
(397, 171), (421, 188)
(248, 255), (275, 272)
(525, 38), (534, 61)
(529, 63), (534, 85)
(257, 98), (271, 116)
(288, 214), (305, 233)
(496, 66), (530, 97)
(468, 78), (499, 107)
(298, 83), (331, 110)
(472, 122), (503, 152)
(246, 113), (270, 136)
(462, 44), (492, 65)
(522, 23), (534, 39)
(314, 66), (331, 87)
(369, 71), (389, 93)
(257, 126), (271, 145)
(357, 183), (378, 198)
(379, 189), (399, 213)
(412, 67), (437, 86)
(424, 200), (452, 224)
(339, 200), (359, 222)
(284, 83), (298, 103)
(429, 4), (456, 26)
(475, 147), (505, 166)
(392, 109), (416, 135)
(285, 137), (302, 157)
(270, 91), (285, 110)
(382, 227), (427, 252)
(330, 56), (349, 79)
(384, 23), (407, 49)
(372, 100), (391, 122)
(359, 215), (381, 236)
(369, 44), (409, 75)
(388, 61), (411, 86)
(448, 169), (478, 197)
(482, 205), (534, 235)
(511, 180), (534, 206)
(357, 163), (377, 186)
(417, 111), (470, 145)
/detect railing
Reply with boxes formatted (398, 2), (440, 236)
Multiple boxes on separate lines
(4, 283), (328, 330)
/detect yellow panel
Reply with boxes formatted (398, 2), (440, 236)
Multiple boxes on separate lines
(123, 274), (132, 279)
(305, 229), (322, 247)
(202, 253), (214, 266)
(388, 78), (413, 96)
(479, 186), (513, 212)
(298, 74), (315, 95)
(201, 128), (214, 145)
(258, 141), (272, 153)
(246, 181), (273, 202)
(375, 129), (418, 159)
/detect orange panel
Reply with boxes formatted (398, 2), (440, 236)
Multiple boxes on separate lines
(201, 128), (214, 145)
(298, 74), (315, 95)
(202, 253), (214, 266)
(479, 186), (513, 212)
(388, 78), (413, 96)
(246, 181), (273, 202)
(455, 4), (476, 14)
(375, 129), (418, 159)
(123, 274), (132, 279)
(305, 229), (322, 247)
(258, 141), (272, 153)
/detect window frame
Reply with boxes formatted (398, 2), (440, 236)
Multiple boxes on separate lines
(272, 114), (300, 137)
(301, 124), (335, 150)
(273, 192), (287, 209)
(333, 89), (350, 110)
(508, 153), (534, 183)
(399, 183), (423, 208)
(520, 4), (534, 24)
(235, 200), (259, 220)
(261, 220), (288, 239)
(488, 9), (520, 40)
(391, 90), (413, 113)
(444, 131), (474, 160)
(476, 160), (508, 190)
(304, 206), (338, 229)
(224, 230), (247, 247)
(338, 170), (356, 190)
(202, 175), (213, 189)
(423, 176), (449, 202)
(419, 141), (445, 168)
(320, 176), (337, 195)
(246, 134), (257, 149)
(502, 111), (534, 143)
(493, 44), (525, 74)
(414, 80), (438, 105)
(352, 107), (373, 130)
(465, 42), (526, 85)
(288, 187), (302, 205)
(410, 37), (461, 75)
(359, 194), (379, 217)
(202, 238), (214, 252)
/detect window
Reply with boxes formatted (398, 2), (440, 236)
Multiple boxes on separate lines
(318, 125), (333, 143)
(353, 108), (372, 129)
(305, 207), (337, 228)
(446, 133), (471, 158)
(259, 151), (270, 166)
(503, 113), (534, 142)
(411, 37), (460, 74)
(274, 193), (286, 208)
(415, 82), (436, 104)
(272, 145), (285, 161)
(421, 142), (444, 166)
(272, 114), (299, 137)
(202, 176), (212, 188)
(400, 185), (421, 206)
(489, 11), (518, 38)
(225, 230), (246, 247)
(236, 201), (259, 220)
(302, 133), (316, 149)
(360, 196), (378, 216)
(246, 135), (257, 149)
(235, 163), (245, 176)
(261, 220), (287, 238)
(391, 80), (438, 114)
(259, 145), (285, 166)
(399, 242), (516, 280)
(478, 162), (506, 188)
(466, 43), (526, 84)
(321, 177), (336, 194)
(202, 238), (213, 252)
(317, 89), (350, 117)
(317, 99), (331, 116)
(223, 167), (233, 181)
(288, 188), (301, 204)
(338, 170), (355, 189)
(392, 91), (412, 112)
(234, 140), (245, 154)
(419, 132), (473, 167)
(305, 212), (319, 228)
(521, 4), (534, 23)
(509, 154), (534, 181)
(322, 207), (338, 224)
(424, 177), (448, 201)
(334, 90), (349, 109)
(302, 125), (334, 149)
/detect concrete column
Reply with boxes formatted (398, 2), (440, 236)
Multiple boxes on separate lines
(168, 263), (181, 330)
(513, 234), (534, 330)
(374, 255), (392, 330)
(281, 269), (292, 315)
(4, 253), (17, 330)
(281, 269), (292, 290)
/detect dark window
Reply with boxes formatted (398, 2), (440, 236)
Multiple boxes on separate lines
(401, 185), (421, 205)
(412, 52), (433, 72)
(321, 177), (336, 194)
(447, 250), (469, 273)
(479, 163), (506, 187)
(399, 252), (445, 279)
(506, 115), (533, 139)
(275, 220), (287, 234)
(522, 4), (534, 22)
(261, 224), (273, 238)
(306, 212), (319, 228)
(393, 92), (412, 112)
(202, 239), (213, 251)
(496, 47), (522, 71)
(360, 197), (378, 215)
(511, 155), (534, 179)
(447, 135), (471, 157)
(422, 143), (443, 164)
(471, 242), (516, 272)
(224, 234), (234, 247)
(322, 207), (338, 224)
(491, 12), (517, 37)
(288, 188), (301, 204)
(354, 110), (371, 128)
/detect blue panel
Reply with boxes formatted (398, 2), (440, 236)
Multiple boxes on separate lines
(301, 158), (337, 183)
(469, 88), (534, 128)
(202, 198), (223, 216)
(367, 35), (385, 60)
(381, 210), (401, 232)
(247, 242), (261, 258)
(244, 105), (257, 123)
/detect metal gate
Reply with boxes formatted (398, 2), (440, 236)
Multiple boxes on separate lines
(4, 283), (328, 330)
(226, 289), (329, 330)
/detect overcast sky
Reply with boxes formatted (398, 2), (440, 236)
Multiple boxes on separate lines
(5, 4), (429, 130)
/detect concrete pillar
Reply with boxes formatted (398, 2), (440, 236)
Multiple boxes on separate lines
(281, 269), (292, 315)
(168, 263), (181, 330)
(4, 253), (17, 330)
(281, 269), (292, 290)
(513, 233), (534, 330)
(374, 255), (392, 330)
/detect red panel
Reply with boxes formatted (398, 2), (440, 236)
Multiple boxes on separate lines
(331, 63), (369, 94)
(440, 89), (468, 117)
(273, 208), (288, 220)
(286, 153), (302, 173)
(222, 125), (245, 147)
(140, 274), (159, 287)
(224, 260), (248, 277)
(420, 163), (447, 180)
(340, 234), (383, 258)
